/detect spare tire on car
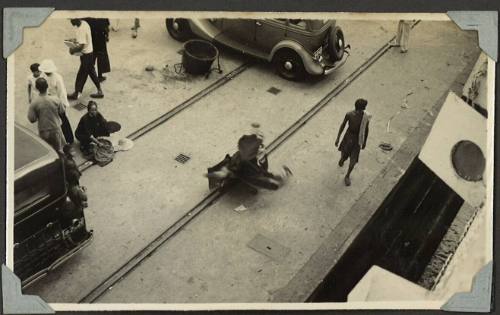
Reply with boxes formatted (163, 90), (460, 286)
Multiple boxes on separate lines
(328, 26), (345, 62)
(166, 18), (192, 42)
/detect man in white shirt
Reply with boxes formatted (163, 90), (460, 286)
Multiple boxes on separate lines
(67, 18), (104, 100)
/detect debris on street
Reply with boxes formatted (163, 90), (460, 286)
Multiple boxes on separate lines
(234, 204), (248, 213)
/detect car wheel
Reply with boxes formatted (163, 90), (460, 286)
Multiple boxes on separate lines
(273, 49), (306, 81)
(328, 26), (345, 62)
(166, 18), (192, 42)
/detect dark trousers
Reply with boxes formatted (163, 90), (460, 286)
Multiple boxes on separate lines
(60, 112), (74, 144)
(93, 50), (111, 77)
(75, 53), (101, 93)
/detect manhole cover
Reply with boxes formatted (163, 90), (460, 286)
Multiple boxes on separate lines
(175, 153), (191, 164)
(451, 140), (485, 182)
(73, 102), (87, 111)
(247, 234), (290, 261)
(267, 87), (282, 95)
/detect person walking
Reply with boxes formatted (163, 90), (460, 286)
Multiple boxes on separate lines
(335, 99), (371, 186)
(27, 77), (66, 154)
(394, 20), (411, 53)
(83, 18), (111, 82)
(110, 19), (120, 32)
(67, 18), (104, 100)
(131, 18), (140, 38)
(39, 59), (74, 144)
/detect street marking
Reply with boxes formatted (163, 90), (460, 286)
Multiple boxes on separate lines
(247, 234), (290, 261)
(174, 153), (191, 164)
(73, 102), (87, 111)
(267, 86), (282, 95)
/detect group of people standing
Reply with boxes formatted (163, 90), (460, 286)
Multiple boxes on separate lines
(27, 64), (112, 156)
(27, 17), (114, 154)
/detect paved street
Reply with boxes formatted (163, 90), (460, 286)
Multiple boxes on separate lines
(15, 18), (479, 303)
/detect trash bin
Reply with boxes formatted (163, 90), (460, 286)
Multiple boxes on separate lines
(182, 39), (219, 75)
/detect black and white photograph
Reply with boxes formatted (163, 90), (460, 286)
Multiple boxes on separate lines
(3, 10), (496, 311)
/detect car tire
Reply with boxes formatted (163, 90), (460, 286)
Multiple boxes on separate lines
(166, 18), (192, 42)
(328, 26), (345, 62)
(273, 49), (306, 81)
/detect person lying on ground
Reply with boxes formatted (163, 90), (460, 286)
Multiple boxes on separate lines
(75, 101), (110, 155)
(206, 134), (292, 191)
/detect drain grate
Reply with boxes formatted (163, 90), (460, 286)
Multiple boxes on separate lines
(247, 234), (290, 261)
(175, 153), (191, 164)
(73, 102), (87, 111)
(267, 87), (282, 95)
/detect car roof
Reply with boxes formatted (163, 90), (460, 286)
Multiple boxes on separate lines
(14, 124), (57, 173)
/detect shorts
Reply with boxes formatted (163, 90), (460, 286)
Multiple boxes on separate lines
(39, 129), (65, 153)
(339, 132), (361, 163)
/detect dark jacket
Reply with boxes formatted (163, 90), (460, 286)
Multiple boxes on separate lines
(75, 112), (109, 145)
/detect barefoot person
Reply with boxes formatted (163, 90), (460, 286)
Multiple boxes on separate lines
(67, 18), (104, 100)
(335, 99), (371, 186)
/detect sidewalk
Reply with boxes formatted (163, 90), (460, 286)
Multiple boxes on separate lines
(96, 21), (481, 303)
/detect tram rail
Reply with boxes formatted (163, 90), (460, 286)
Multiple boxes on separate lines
(78, 61), (252, 172)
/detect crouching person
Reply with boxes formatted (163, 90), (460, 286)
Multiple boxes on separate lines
(75, 101), (110, 156)
(206, 134), (292, 192)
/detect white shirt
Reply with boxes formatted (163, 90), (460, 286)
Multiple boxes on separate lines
(76, 20), (93, 54)
(27, 74), (40, 102)
(41, 72), (69, 108)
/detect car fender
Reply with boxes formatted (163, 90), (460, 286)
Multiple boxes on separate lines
(269, 40), (324, 76)
(188, 19), (222, 41)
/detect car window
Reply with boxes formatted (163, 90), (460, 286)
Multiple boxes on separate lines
(275, 19), (329, 32)
(306, 20), (328, 31)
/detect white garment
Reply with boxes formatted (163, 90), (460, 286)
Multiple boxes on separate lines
(27, 74), (40, 102)
(396, 20), (411, 52)
(76, 20), (93, 54)
(41, 72), (69, 108)
(358, 111), (371, 147)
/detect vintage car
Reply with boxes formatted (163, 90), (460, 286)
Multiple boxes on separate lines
(13, 124), (93, 288)
(166, 18), (349, 80)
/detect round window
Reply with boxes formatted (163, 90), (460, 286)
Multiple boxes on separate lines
(451, 140), (485, 182)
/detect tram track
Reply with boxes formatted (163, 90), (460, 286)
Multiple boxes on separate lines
(78, 23), (422, 303)
(77, 61), (252, 172)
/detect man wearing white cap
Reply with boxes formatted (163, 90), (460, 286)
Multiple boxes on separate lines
(39, 59), (74, 143)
